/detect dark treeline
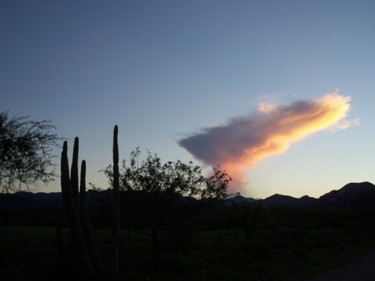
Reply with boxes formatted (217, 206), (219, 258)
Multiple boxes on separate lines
(2, 192), (375, 232)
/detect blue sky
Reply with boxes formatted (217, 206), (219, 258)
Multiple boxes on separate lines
(1, 0), (374, 198)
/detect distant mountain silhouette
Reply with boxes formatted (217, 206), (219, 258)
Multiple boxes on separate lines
(226, 194), (257, 205)
(0, 192), (63, 209)
(318, 181), (375, 209)
(225, 193), (317, 208)
(1, 181), (375, 209)
(261, 194), (317, 208)
(224, 181), (375, 209)
(0, 190), (113, 209)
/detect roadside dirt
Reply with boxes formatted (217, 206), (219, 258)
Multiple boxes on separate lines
(305, 251), (375, 281)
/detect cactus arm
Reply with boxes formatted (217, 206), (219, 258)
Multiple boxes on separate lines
(80, 160), (103, 272)
(71, 137), (80, 209)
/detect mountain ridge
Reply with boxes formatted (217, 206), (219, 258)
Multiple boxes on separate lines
(0, 181), (374, 209)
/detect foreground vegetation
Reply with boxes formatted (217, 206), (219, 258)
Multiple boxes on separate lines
(2, 205), (375, 281)
(1, 122), (375, 280)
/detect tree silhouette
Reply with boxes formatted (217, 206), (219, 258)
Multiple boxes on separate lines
(103, 148), (231, 264)
(0, 111), (61, 192)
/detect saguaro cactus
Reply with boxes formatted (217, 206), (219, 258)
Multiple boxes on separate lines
(59, 126), (120, 279)
(60, 138), (98, 278)
(79, 159), (103, 272)
(112, 125), (120, 276)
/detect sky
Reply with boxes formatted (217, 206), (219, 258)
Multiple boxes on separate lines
(1, 0), (374, 199)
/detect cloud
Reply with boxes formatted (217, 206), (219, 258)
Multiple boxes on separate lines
(178, 93), (357, 191)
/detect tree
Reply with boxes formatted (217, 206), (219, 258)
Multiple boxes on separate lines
(0, 111), (61, 192)
(103, 148), (231, 264)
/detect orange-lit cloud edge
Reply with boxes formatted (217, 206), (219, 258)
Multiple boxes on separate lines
(178, 93), (358, 192)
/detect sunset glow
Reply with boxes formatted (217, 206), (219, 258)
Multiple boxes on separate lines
(178, 93), (357, 192)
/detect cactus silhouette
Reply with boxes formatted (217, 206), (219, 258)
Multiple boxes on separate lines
(112, 125), (120, 276)
(58, 126), (120, 279)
